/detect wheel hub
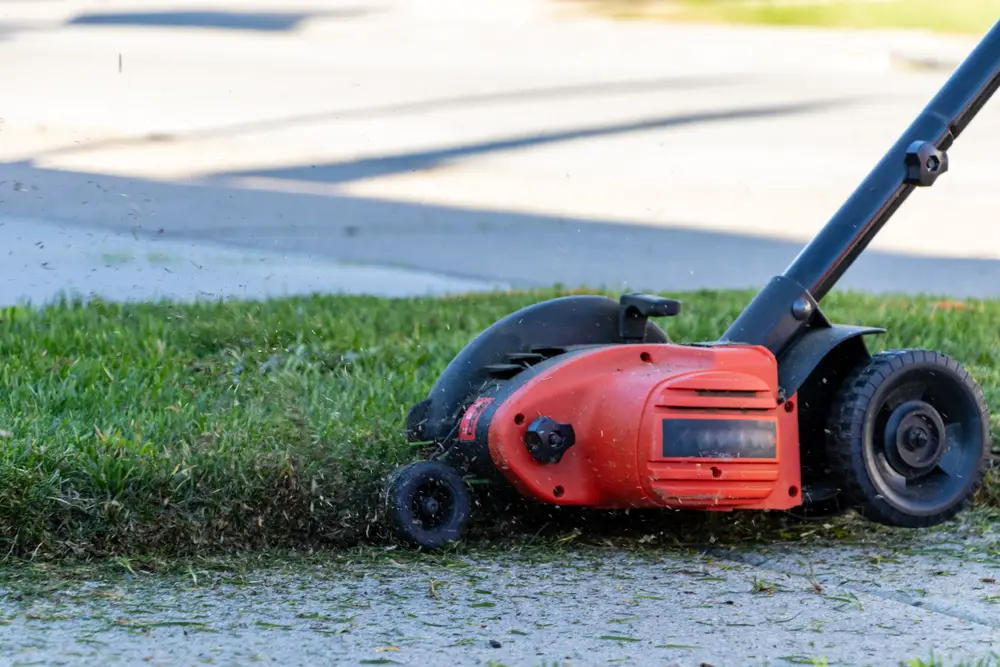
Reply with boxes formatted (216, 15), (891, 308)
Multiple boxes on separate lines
(884, 399), (946, 477)
(419, 496), (441, 518)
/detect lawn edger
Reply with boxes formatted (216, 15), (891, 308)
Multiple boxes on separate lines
(385, 20), (1000, 549)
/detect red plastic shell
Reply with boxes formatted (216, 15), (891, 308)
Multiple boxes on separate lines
(483, 343), (802, 511)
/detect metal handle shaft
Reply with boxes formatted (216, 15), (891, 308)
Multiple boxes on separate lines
(782, 19), (1000, 301)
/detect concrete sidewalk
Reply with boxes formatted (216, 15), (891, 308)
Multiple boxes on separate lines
(3, 528), (999, 666)
(1, 216), (507, 307)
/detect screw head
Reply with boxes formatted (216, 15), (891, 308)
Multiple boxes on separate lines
(906, 427), (929, 450)
(791, 297), (814, 321)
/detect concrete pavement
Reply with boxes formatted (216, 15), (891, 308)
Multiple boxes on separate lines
(3, 0), (1000, 303)
(1, 216), (508, 306)
(3, 530), (1000, 667)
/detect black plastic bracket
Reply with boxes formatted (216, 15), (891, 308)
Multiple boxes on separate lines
(776, 323), (884, 397)
(904, 140), (949, 187)
(618, 293), (682, 342)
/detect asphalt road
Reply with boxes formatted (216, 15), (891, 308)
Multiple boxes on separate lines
(2, 0), (1000, 302)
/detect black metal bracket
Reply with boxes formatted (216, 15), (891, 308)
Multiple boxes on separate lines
(905, 140), (949, 187)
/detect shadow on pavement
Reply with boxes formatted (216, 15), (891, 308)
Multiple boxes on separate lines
(67, 9), (370, 32)
(26, 74), (754, 162)
(213, 99), (855, 185)
(2, 160), (999, 298)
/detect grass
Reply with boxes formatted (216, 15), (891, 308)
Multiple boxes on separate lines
(2, 287), (1000, 559)
(573, 0), (1000, 35)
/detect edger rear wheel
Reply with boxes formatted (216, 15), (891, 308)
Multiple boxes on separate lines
(825, 349), (991, 528)
(385, 461), (471, 549)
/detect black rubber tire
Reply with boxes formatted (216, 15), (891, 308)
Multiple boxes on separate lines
(825, 349), (991, 528)
(385, 461), (471, 549)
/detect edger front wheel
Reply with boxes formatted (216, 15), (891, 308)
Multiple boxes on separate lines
(385, 461), (471, 549)
(825, 349), (991, 528)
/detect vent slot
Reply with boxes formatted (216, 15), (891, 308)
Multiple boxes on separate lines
(658, 387), (777, 411)
(484, 347), (566, 379)
(694, 389), (761, 398)
(484, 363), (526, 379)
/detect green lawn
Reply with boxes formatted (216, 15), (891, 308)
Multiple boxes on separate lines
(2, 288), (1000, 559)
(575, 0), (1000, 35)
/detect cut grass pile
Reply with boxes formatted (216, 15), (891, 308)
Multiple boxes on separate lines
(1, 288), (999, 559)
(573, 0), (1000, 35)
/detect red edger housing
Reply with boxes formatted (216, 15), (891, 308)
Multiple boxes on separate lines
(385, 21), (1000, 549)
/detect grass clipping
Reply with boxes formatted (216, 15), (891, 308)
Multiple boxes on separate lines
(1, 289), (999, 558)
